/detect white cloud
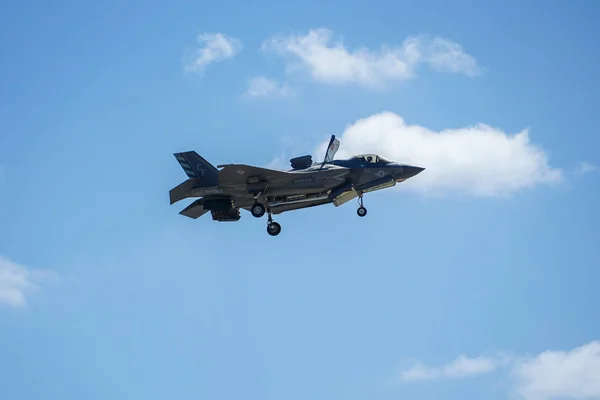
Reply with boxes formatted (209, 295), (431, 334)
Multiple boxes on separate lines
(400, 341), (600, 400)
(261, 28), (482, 88)
(575, 161), (597, 175)
(0, 256), (58, 308)
(401, 354), (504, 381)
(513, 341), (600, 400)
(184, 32), (242, 73)
(312, 111), (562, 197)
(244, 76), (296, 98)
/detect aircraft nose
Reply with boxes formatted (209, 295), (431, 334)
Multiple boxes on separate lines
(396, 165), (425, 180)
(406, 166), (425, 176)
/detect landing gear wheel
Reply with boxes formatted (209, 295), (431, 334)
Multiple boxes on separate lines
(267, 222), (281, 236)
(251, 203), (266, 218)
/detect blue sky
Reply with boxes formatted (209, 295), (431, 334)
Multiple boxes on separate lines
(1, 1), (599, 399)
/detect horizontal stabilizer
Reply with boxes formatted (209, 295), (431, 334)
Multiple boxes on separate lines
(169, 178), (203, 205)
(179, 199), (209, 219)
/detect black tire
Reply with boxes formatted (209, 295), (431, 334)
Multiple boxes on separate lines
(357, 206), (367, 217)
(251, 203), (266, 218)
(267, 222), (281, 236)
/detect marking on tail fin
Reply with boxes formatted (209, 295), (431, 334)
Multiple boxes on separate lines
(174, 154), (198, 178)
(173, 151), (219, 185)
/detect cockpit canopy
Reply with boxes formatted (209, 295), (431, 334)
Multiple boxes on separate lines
(351, 154), (393, 164)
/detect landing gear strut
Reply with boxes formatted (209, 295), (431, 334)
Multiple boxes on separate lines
(266, 211), (281, 236)
(357, 194), (367, 217)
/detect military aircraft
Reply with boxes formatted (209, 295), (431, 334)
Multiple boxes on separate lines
(169, 135), (424, 236)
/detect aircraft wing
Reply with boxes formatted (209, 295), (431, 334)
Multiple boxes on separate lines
(269, 197), (333, 215)
(217, 164), (289, 185)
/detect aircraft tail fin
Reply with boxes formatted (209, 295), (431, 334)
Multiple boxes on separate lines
(173, 151), (219, 185)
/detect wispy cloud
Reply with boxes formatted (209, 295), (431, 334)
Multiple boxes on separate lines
(575, 161), (597, 176)
(264, 153), (288, 170)
(184, 32), (242, 73)
(261, 28), (483, 89)
(311, 111), (562, 197)
(400, 340), (600, 400)
(0, 256), (58, 308)
(401, 354), (506, 381)
(244, 76), (296, 99)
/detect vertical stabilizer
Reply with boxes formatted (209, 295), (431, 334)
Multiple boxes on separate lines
(173, 151), (219, 185)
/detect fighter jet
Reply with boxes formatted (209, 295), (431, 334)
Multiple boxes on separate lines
(169, 135), (424, 236)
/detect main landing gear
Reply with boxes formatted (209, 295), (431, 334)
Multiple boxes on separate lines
(251, 201), (281, 236)
(266, 212), (281, 236)
(250, 202), (266, 218)
(357, 194), (367, 217)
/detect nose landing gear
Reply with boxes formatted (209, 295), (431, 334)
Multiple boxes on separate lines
(357, 194), (367, 217)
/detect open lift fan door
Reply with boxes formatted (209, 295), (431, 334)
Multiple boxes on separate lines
(290, 155), (313, 169)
